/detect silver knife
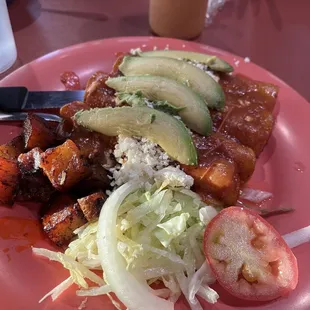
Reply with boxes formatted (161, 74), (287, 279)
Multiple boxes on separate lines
(0, 87), (85, 112)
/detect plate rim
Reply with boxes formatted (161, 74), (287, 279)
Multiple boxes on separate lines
(1, 36), (309, 105)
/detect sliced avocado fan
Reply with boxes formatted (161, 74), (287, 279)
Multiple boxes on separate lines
(106, 76), (212, 136)
(119, 56), (225, 110)
(74, 106), (198, 165)
(140, 50), (233, 73)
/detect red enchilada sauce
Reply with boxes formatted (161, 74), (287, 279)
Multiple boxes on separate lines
(60, 71), (81, 90)
(182, 73), (278, 206)
(0, 217), (45, 261)
(59, 63), (278, 207)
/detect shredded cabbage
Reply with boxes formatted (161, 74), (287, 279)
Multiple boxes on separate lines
(33, 179), (220, 309)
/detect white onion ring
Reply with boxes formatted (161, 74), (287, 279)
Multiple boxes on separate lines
(97, 181), (174, 310)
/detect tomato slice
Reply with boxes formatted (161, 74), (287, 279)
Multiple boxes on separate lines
(203, 206), (298, 301)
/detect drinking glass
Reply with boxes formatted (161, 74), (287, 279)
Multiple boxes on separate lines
(0, 0), (17, 73)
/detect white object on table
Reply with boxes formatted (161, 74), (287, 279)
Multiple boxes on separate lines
(0, 0), (17, 73)
(206, 0), (230, 25)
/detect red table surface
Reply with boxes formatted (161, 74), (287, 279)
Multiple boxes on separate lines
(1, 0), (310, 102)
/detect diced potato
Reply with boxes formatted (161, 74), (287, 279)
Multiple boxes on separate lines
(0, 157), (20, 205)
(74, 163), (110, 195)
(18, 147), (42, 174)
(42, 194), (87, 246)
(24, 114), (58, 150)
(17, 172), (55, 203)
(40, 139), (90, 191)
(77, 191), (106, 221)
(0, 135), (25, 160)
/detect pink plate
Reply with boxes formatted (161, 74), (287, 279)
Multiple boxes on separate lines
(0, 37), (310, 310)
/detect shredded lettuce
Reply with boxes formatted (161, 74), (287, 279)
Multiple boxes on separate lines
(33, 180), (220, 309)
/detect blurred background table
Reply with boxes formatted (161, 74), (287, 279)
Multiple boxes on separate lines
(1, 0), (310, 101)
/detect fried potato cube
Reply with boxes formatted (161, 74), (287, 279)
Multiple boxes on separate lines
(0, 135), (25, 160)
(17, 172), (55, 203)
(24, 114), (58, 150)
(74, 163), (110, 196)
(0, 157), (20, 205)
(42, 194), (87, 246)
(18, 147), (42, 174)
(40, 139), (90, 191)
(77, 191), (106, 221)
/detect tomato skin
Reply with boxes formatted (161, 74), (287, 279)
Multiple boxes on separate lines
(203, 206), (298, 301)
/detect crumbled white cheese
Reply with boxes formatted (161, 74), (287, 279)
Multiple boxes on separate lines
(130, 48), (142, 55)
(142, 44), (147, 48)
(187, 60), (220, 82)
(234, 59), (240, 67)
(33, 149), (41, 170)
(154, 166), (194, 189)
(244, 57), (251, 63)
(109, 136), (170, 187)
(59, 171), (67, 186)
(205, 70), (220, 82)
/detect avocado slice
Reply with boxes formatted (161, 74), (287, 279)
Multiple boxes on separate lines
(140, 50), (233, 73)
(74, 106), (197, 165)
(119, 56), (225, 110)
(106, 76), (212, 136)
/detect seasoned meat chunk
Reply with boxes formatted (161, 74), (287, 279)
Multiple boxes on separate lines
(42, 194), (87, 246)
(77, 191), (106, 221)
(40, 139), (90, 191)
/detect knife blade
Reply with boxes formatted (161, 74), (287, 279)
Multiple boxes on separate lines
(0, 87), (85, 112)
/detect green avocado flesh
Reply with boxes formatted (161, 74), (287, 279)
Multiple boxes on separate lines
(74, 106), (198, 165)
(140, 50), (233, 73)
(106, 76), (212, 136)
(119, 56), (225, 110)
